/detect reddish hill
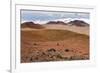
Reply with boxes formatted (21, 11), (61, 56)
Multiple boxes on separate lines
(21, 29), (89, 63)
(68, 20), (89, 27)
(21, 22), (44, 29)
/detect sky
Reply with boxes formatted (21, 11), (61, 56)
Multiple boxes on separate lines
(21, 10), (90, 24)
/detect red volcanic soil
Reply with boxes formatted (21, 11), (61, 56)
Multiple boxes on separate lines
(21, 29), (89, 63)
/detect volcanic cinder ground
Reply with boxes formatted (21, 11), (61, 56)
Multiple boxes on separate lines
(21, 23), (89, 63)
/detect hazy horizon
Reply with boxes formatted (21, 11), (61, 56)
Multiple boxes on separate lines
(21, 10), (90, 24)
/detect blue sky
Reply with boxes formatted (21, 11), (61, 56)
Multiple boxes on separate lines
(21, 10), (90, 22)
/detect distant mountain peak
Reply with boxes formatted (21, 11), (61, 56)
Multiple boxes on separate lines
(67, 20), (89, 27)
(21, 22), (44, 29)
(46, 21), (67, 25)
